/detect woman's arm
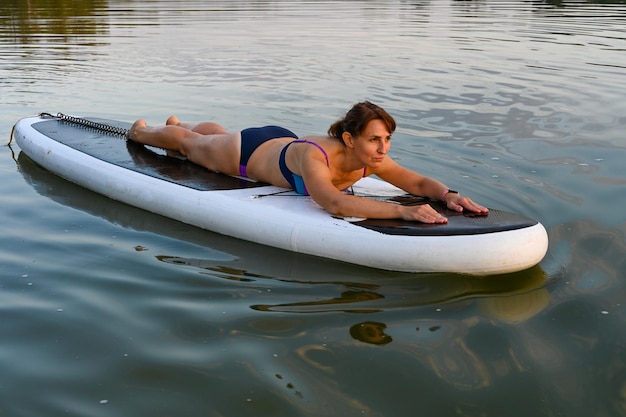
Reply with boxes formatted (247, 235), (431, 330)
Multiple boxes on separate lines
(302, 156), (450, 223)
(374, 158), (489, 214)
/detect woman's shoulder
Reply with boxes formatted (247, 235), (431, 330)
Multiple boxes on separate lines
(299, 135), (343, 148)
(299, 134), (332, 142)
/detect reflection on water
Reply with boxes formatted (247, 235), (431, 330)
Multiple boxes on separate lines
(0, 0), (110, 74)
(1, 0), (110, 39)
(350, 322), (394, 345)
(3, 1), (626, 416)
(17, 150), (550, 309)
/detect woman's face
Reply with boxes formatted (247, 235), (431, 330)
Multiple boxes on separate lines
(352, 119), (392, 167)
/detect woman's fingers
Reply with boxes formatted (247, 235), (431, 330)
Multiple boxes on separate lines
(447, 196), (489, 214)
(403, 205), (448, 223)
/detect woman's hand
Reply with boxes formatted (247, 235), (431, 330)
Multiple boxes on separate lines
(445, 193), (489, 214)
(400, 204), (449, 224)
(399, 193), (490, 224)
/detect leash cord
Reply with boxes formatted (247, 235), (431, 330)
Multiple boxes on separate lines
(42, 112), (129, 137)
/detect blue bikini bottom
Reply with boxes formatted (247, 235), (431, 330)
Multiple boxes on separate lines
(239, 125), (298, 177)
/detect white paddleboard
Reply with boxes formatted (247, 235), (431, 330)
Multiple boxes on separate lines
(12, 114), (548, 275)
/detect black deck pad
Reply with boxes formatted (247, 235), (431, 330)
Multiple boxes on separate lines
(353, 196), (537, 236)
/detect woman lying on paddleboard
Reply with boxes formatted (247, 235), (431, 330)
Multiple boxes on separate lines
(127, 101), (488, 223)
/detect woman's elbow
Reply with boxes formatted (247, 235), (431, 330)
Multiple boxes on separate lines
(319, 197), (348, 217)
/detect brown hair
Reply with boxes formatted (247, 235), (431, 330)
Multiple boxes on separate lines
(328, 101), (396, 141)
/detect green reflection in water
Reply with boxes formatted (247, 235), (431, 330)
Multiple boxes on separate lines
(1, 0), (110, 39)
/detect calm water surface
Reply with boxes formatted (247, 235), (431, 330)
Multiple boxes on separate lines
(2, 1), (626, 416)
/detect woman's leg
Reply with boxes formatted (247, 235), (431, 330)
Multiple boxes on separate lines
(159, 116), (229, 159)
(127, 119), (241, 175)
(166, 116), (228, 135)
(127, 117), (229, 150)
(127, 119), (198, 154)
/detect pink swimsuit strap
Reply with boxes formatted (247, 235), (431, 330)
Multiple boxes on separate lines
(291, 139), (367, 176)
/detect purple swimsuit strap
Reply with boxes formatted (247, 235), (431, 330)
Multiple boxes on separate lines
(291, 139), (329, 166)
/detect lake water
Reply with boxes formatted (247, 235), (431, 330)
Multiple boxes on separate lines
(2, 1), (626, 416)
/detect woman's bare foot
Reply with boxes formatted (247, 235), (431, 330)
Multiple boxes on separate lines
(163, 116), (186, 159)
(127, 119), (147, 141)
(166, 115), (180, 126)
